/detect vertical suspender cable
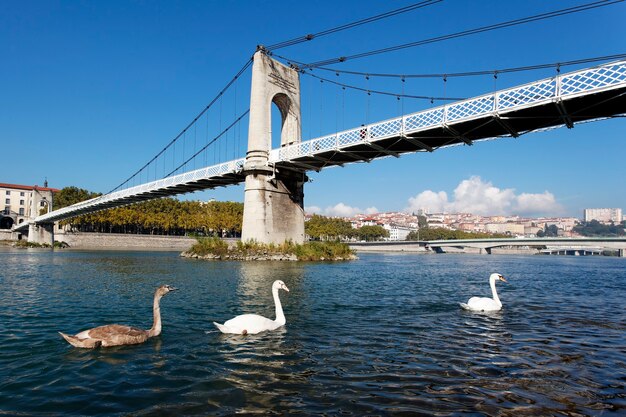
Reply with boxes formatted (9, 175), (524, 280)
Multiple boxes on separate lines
(401, 76), (405, 116)
(205, 113), (209, 167)
(182, 131), (186, 171)
(335, 74), (339, 133)
(342, 86), (346, 131)
(319, 79), (324, 137)
(308, 75), (312, 139)
(219, 95), (223, 163)
(233, 76), (239, 159)
(365, 75), (372, 125)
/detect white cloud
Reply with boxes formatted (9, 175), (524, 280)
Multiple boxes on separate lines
(405, 176), (563, 216)
(451, 176), (515, 215)
(306, 203), (379, 217)
(514, 191), (563, 216)
(407, 190), (449, 213)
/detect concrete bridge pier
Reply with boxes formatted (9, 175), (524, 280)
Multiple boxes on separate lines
(241, 49), (306, 244)
(28, 222), (54, 246)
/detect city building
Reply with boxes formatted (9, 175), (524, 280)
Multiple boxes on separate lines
(383, 224), (416, 241)
(485, 223), (525, 236)
(583, 208), (623, 224)
(316, 209), (619, 240)
(0, 182), (59, 229)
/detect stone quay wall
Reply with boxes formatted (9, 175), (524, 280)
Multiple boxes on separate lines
(57, 232), (196, 251)
(0, 230), (18, 241)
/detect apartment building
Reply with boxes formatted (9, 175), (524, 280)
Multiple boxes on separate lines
(0, 182), (59, 229)
(583, 208), (623, 224)
(383, 224), (416, 241)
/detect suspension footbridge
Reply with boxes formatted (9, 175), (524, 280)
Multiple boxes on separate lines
(15, 55), (626, 243)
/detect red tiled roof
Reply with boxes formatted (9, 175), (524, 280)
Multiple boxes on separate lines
(0, 183), (61, 192)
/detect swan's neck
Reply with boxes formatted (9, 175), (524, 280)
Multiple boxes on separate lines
(148, 294), (163, 337)
(490, 278), (502, 306)
(273, 287), (286, 326)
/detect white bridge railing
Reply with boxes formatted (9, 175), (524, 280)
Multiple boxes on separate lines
(27, 158), (245, 225)
(270, 59), (626, 163)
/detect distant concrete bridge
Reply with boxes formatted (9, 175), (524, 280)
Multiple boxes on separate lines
(349, 238), (626, 256)
(14, 54), (626, 244)
(425, 237), (626, 256)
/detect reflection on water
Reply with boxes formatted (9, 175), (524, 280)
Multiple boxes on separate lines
(234, 261), (304, 310)
(0, 248), (625, 416)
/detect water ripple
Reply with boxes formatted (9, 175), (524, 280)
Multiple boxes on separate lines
(0, 249), (625, 415)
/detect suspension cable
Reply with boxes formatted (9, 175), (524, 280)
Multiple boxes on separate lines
(302, 70), (464, 101)
(265, 0), (442, 51)
(306, 52), (626, 79)
(107, 58), (253, 194)
(281, 0), (624, 69)
(166, 109), (250, 178)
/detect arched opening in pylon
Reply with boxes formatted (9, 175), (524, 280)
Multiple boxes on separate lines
(271, 93), (296, 150)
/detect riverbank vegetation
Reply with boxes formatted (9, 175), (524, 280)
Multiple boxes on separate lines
(11, 240), (49, 248)
(406, 228), (508, 241)
(182, 237), (356, 261)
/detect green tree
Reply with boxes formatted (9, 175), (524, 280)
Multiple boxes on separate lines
(54, 186), (101, 209)
(537, 224), (559, 237)
(356, 225), (389, 242)
(417, 215), (428, 229)
(572, 220), (625, 237)
(56, 186), (245, 236)
(406, 230), (421, 241)
(305, 215), (354, 240)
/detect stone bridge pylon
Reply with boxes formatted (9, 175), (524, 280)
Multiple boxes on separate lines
(240, 48), (307, 244)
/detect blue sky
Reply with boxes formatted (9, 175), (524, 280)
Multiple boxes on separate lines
(2, 0), (625, 218)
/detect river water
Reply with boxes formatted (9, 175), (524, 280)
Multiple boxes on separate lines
(0, 248), (624, 416)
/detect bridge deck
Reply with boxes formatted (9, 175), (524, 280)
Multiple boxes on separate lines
(271, 60), (626, 171)
(21, 160), (246, 226)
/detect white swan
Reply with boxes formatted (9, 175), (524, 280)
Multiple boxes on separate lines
(460, 273), (507, 312)
(213, 280), (289, 335)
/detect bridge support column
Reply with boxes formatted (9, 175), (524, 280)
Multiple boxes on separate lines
(241, 49), (306, 244)
(619, 248), (625, 258)
(28, 222), (54, 246)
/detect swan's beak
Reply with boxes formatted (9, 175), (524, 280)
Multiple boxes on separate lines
(168, 286), (179, 291)
(282, 284), (290, 292)
(499, 276), (507, 283)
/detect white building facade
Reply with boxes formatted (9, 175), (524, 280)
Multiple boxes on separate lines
(485, 223), (525, 236)
(0, 182), (58, 229)
(383, 224), (416, 241)
(583, 208), (623, 224)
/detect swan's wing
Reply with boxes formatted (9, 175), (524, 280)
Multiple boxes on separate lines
(84, 324), (147, 339)
(222, 314), (278, 334)
(466, 297), (501, 311)
(59, 332), (102, 348)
